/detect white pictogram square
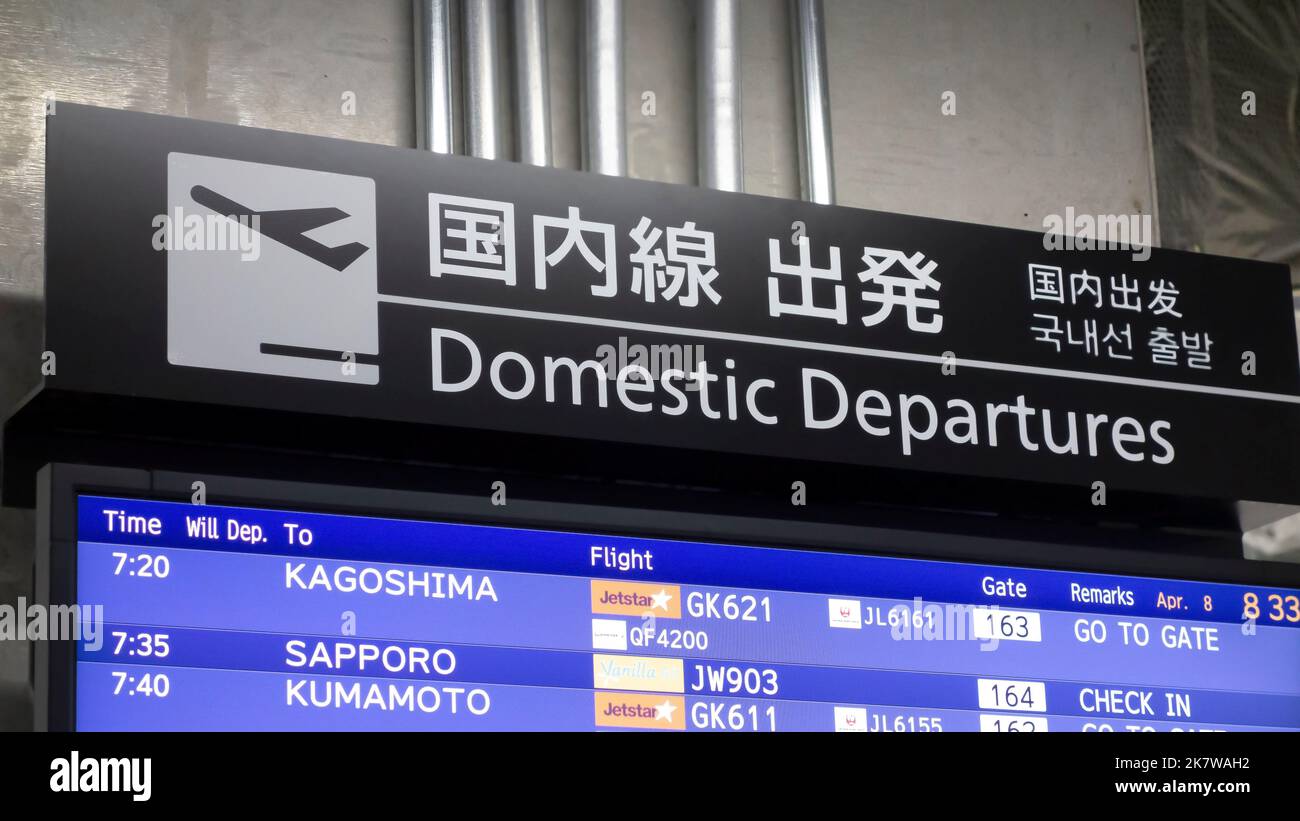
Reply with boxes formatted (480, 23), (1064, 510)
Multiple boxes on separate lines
(166, 152), (379, 383)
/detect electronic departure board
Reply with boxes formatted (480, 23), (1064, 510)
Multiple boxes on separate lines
(72, 495), (1300, 732)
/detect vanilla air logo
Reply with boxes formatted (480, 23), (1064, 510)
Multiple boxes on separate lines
(592, 654), (685, 693)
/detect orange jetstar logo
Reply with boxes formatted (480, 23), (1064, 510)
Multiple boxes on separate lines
(595, 692), (685, 730)
(591, 580), (680, 618)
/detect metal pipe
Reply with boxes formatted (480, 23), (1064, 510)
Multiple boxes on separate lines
(512, 0), (552, 166)
(581, 0), (625, 176)
(414, 0), (456, 153)
(463, 0), (503, 159)
(790, 0), (834, 203)
(697, 0), (742, 191)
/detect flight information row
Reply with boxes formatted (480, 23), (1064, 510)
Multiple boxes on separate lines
(76, 662), (1297, 732)
(79, 496), (1300, 629)
(77, 542), (1300, 696)
(78, 625), (1300, 728)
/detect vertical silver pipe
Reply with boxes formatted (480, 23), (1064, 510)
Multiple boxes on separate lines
(790, 0), (834, 204)
(513, 0), (552, 166)
(414, 0), (456, 153)
(463, 0), (503, 159)
(697, 0), (743, 191)
(581, 0), (625, 176)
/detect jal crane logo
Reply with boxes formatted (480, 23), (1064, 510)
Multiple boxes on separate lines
(827, 598), (862, 629)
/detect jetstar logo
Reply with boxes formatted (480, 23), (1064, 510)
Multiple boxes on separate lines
(594, 693), (685, 730)
(590, 580), (681, 618)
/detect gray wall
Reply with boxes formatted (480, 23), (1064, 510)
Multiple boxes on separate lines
(0, 0), (1155, 728)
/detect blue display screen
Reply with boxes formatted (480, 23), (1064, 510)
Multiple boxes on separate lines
(74, 495), (1300, 732)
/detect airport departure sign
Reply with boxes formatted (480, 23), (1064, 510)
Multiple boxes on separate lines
(42, 105), (1300, 503)
(75, 497), (1300, 731)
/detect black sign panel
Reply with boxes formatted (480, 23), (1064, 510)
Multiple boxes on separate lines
(38, 105), (1300, 503)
